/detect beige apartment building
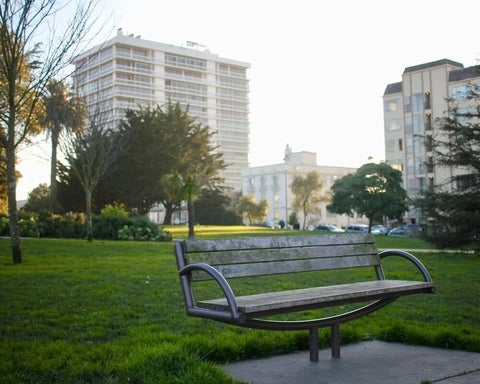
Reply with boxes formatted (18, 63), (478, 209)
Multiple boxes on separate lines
(72, 29), (250, 191)
(383, 58), (480, 225)
(241, 145), (361, 229)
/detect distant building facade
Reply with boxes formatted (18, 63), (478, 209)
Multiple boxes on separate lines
(72, 29), (250, 191)
(241, 145), (363, 228)
(383, 59), (480, 225)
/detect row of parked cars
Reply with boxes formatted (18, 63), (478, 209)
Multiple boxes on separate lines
(313, 223), (421, 237)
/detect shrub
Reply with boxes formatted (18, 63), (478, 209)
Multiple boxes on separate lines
(0, 216), (9, 236)
(100, 202), (129, 219)
(92, 215), (130, 240)
(3, 210), (171, 242)
(117, 216), (172, 242)
(18, 216), (40, 238)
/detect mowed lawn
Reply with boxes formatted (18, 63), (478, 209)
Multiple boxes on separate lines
(1, 227), (479, 383)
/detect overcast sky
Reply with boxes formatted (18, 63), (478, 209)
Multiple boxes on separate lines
(16, 0), (480, 199)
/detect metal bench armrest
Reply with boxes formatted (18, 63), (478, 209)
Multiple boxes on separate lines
(179, 263), (242, 321)
(378, 249), (433, 282)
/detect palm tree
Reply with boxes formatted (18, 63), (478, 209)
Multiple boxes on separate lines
(43, 79), (86, 212)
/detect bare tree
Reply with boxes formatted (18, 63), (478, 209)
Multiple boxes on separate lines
(63, 122), (128, 241)
(0, 0), (101, 263)
(291, 171), (325, 230)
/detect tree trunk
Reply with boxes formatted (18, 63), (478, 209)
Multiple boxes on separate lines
(303, 207), (308, 230)
(187, 200), (195, 239)
(163, 202), (174, 224)
(50, 128), (60, 212)
(85, 189), (93, 241)
(7, 133), (21, 264)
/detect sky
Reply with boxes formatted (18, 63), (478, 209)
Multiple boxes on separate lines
(16, 0), (480, 200)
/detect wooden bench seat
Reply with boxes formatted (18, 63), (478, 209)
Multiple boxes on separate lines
(174, 233), (436, 362)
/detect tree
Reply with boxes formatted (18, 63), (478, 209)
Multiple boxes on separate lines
(236, 194), (269, 225)
(163, 143), (226, 239)
(194, 189), (242, 225)
(328, 162), (408, 231)
(414, 85), (480, 247)
(106, 101), (226, 233)
(174, 112), (226, 239)
(42, 78), (86, 212)
(63, 123), (128, 240)
(0, 0), (100, 263)
(290, 171), (325, 230)
(0, 147), (9, 215)
(21, 183), (50, 212)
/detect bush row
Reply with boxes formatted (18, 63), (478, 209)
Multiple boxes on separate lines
(0, 211), (172, 242)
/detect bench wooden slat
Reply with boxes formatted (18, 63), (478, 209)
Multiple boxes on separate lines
(198, 280), (436, 314)
(183, 233), (375, 253)
(186, 243), (379, 266)
(192, 254), (379, 280)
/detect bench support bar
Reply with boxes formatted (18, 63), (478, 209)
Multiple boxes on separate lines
(309, 328), (319, 362)
(331, 323), (340, 358)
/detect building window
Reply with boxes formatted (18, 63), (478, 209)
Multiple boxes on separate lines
(412, 93), (423, 113)
(451, 85), (469, 100)
(404, 95), (411, 112)
(456, 174), (477, 189)
(391, 163), (404, 172)
(384, 98), (400, 112)
(274, 193), (280, 203)
(272, 175), (278, 189)
(386, 139), (396, 152)
(274, 209), (280, 220)
(413, 114), (423, 134)
(405, 114), (412, 133)
(385, 118), (401, 131)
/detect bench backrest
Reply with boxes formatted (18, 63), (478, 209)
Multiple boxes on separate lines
(177, 233), (379, 280)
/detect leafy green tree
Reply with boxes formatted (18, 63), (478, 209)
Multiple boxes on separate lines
(291, 171), (325, 230)
(22, 183), (50, 212)
(42, 79), (86, 212)
(194, 189), (241, 225)
(106, 101), (226, 233)
(236, 194), (269, 225)
(288, 212), (298, 227)
(0, 0), (99, 263)
(414, 85), (480, 247)
(328, 162), (408, 231)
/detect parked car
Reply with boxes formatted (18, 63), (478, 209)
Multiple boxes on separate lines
(388, 224), (422, 237)
(345, 224), (369, 233)
(402, 224), (422, 235)
(388, 227), (407, 237)
(314, 224), (345, 233)
(371, 225), (388, 235)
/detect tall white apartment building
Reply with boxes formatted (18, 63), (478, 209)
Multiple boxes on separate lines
(72, 29), (250, 191)
(383, 58), (480, 225)
(242, 145), (361, 228)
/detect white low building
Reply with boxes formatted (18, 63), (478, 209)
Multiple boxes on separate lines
(241, 145), (366, 229)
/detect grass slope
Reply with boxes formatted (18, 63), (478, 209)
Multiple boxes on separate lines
(1, 227), (479, 383)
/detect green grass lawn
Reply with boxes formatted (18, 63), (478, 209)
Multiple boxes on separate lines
(1, 227), (479, 383)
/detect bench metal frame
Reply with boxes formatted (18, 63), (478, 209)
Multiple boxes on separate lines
(174, 234), (435, 362)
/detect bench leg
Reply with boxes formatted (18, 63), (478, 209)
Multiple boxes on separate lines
(331, 322), (340, 358)
(309, 327), (319, 362)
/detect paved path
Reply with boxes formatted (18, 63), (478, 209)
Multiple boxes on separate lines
(224, 340), (480, 384)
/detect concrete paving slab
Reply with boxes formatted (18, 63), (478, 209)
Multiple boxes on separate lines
(223, 340), (480, 384)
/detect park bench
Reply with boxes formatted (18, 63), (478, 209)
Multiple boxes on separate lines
(174, 233), (436, 362)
